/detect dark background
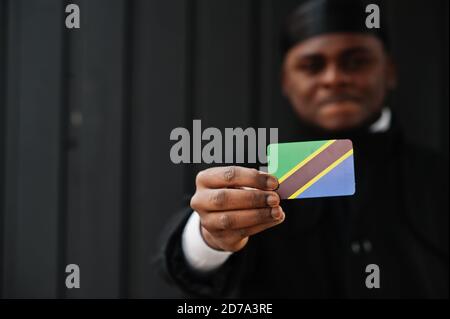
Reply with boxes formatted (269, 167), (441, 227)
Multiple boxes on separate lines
(0, 0), (448, 298)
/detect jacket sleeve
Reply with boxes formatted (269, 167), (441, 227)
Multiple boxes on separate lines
(153, 196), (251, 298)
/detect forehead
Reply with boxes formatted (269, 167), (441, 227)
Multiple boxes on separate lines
(286, 33), (385, 59)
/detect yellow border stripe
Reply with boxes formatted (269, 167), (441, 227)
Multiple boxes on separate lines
(288, 149), (354, 199)
(278, 140), (336, 183)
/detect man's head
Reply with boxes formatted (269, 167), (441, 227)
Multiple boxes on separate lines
(281, 0), (396, 132)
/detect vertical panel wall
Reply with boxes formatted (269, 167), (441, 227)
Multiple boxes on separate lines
(1, 0), (65, 298)
(63, 0), (129, 298)
(126, 0), (187, 298)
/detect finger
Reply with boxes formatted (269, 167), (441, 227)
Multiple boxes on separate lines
(195, 166), (278, 190)
(201, 206), (284, 232)
(191, 188), (280, 212)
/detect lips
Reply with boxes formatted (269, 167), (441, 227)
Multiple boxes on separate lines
(317, 94), (361, 108)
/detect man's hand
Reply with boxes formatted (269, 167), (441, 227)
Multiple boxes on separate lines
(190, 166), (285, 252)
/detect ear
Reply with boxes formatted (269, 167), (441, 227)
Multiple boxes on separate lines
(281, 66), (291, 97)
(386, 55), (397, 90)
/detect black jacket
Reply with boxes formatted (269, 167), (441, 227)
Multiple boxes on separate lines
(156, 121), (448, 298)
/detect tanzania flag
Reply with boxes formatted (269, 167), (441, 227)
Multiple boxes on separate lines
(267, 139), (356, 200)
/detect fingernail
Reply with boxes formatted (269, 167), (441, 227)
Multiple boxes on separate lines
(271, 207), (282, 219)
(266, 176), (279, 190)
(266, 194), (279, 206)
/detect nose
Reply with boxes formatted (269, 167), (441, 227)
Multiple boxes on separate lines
(320, 64), (351, 89)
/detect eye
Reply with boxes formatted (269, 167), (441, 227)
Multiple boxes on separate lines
(342, 54), (373, 71)
(296, 58), (325, 74)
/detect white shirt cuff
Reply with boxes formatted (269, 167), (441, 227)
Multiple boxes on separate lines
(181, 211), (232, 272)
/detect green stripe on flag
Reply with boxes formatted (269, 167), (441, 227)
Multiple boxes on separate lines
(267, 140), (329, 179)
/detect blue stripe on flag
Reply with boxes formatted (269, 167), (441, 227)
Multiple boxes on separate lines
(296, 155), (355, 199)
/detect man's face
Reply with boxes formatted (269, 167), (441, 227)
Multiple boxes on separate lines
(282, 33), (396, 131)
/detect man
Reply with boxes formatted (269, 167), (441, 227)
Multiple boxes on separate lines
(157, 0), (448, 298)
